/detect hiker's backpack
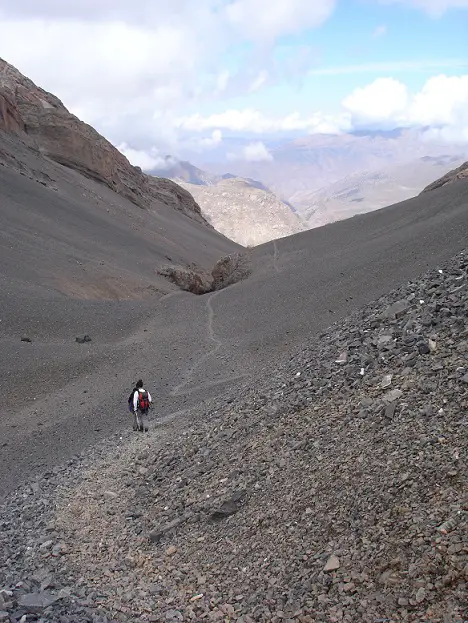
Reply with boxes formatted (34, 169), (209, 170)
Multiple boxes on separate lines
(137, 389), (150, 412)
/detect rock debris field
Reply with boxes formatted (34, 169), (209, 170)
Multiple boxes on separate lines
(1, 251), (467, 623)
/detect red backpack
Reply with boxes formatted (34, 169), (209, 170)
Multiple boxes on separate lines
(137, 389), (150, 412)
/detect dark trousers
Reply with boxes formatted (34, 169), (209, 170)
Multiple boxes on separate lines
(133, 409), (147, 431)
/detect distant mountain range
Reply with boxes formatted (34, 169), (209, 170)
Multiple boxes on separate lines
(195, 130), (467, 231)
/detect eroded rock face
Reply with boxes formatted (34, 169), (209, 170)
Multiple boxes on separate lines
(211, 253), (251, 291)
(158, 252), (252, 295)
(0, 91), (24, 133)
(0, 58), (207, 224)
(157, 266), (213, 295)
(421, 161), (468, 193)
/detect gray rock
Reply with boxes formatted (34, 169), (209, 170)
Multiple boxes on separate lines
(149, 513), (192, 543)
(324, 555), (340, 572)
(18, 592), (61, 612)
(75, 335), (92, 344)
(383, 299), (410, 319)
(211, 490), (246, 520)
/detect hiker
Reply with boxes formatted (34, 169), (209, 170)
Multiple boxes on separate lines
(128, 379), (152, 432)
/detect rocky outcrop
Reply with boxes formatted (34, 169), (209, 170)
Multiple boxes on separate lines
(211, 252), (251, 290)
(421, 160), (468, 193)
(0, 58), (208, 225)
(0, 90), (24, 133)
(158, 252), (251, 294)
(157, 265), (213, 295)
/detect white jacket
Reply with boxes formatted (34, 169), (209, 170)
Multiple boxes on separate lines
(133, 388), (152, 412)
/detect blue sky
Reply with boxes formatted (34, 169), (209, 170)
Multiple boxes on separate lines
(190, 0), (468, 117)
(0, 0), (467, 165)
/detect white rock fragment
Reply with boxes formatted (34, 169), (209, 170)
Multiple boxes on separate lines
(324, 555), (340, 572)
(381, 374), (393, 389)
(335, 351), (348, 364)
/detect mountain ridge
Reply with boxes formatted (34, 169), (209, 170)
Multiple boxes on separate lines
(0, 57), (208, 226)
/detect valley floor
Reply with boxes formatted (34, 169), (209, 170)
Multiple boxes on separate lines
(1, 177), (467, 622)
(0, 249), (467, 622)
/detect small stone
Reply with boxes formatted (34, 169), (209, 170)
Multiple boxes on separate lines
(382, 389), (403, 404)
(335, 351), (348, 364)
(104, 490), (118, 500)
(39, 540), (54, 550)
(324, 555), (340, 572)
(384, 401), (398, 419)
(418, 342), (431, 355)
(398, 597), (409, 606)
(166, 545), (177, 556)
(415, 587), (426, 603)
(75, 335), (92, 344)
(381, 374), (392, 389)
(384, 300), (410, 319)
(211, 490), (246, 520)
(0, 613), (8, 622)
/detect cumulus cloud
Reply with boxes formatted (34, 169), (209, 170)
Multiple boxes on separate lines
(173, 73), (468, 145)
(175, 109), (351, 134)
(341, 74), (468, 140)
(117, 143), (175, 170)
(242, 142), (274, 162)
(199, 130), (224, 149)
(342, 77), (409, 124)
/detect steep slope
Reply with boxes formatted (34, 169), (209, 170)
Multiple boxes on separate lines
(0, 58), (207, 224)
(1, 170), (467, 501)
(421, 160), (468, 193)
(1, 200), (468, 622)
(177, 176), (305, 246)
(296, 154), (466, 228)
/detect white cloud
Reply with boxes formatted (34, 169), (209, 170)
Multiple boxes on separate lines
(341, 74), (468, 141)
(0, 0), (339, 153)
(199, 129), (224, 148)
(175, 109), (351, 134)
(117, 143), (175, 170)
(407, 74), (468, 126)
(174, 73), (468, 146)
(377, 0), (468, 17)
(372, 24), (387, 38)
(242, 142), (274, 162)
(226, 0), (336, 42)
(342, 78), (409, 123)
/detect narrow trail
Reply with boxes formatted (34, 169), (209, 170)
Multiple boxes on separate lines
(170, 289), (225, 397)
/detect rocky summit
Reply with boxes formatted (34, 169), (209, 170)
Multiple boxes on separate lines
(1, 250), (467, 623)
